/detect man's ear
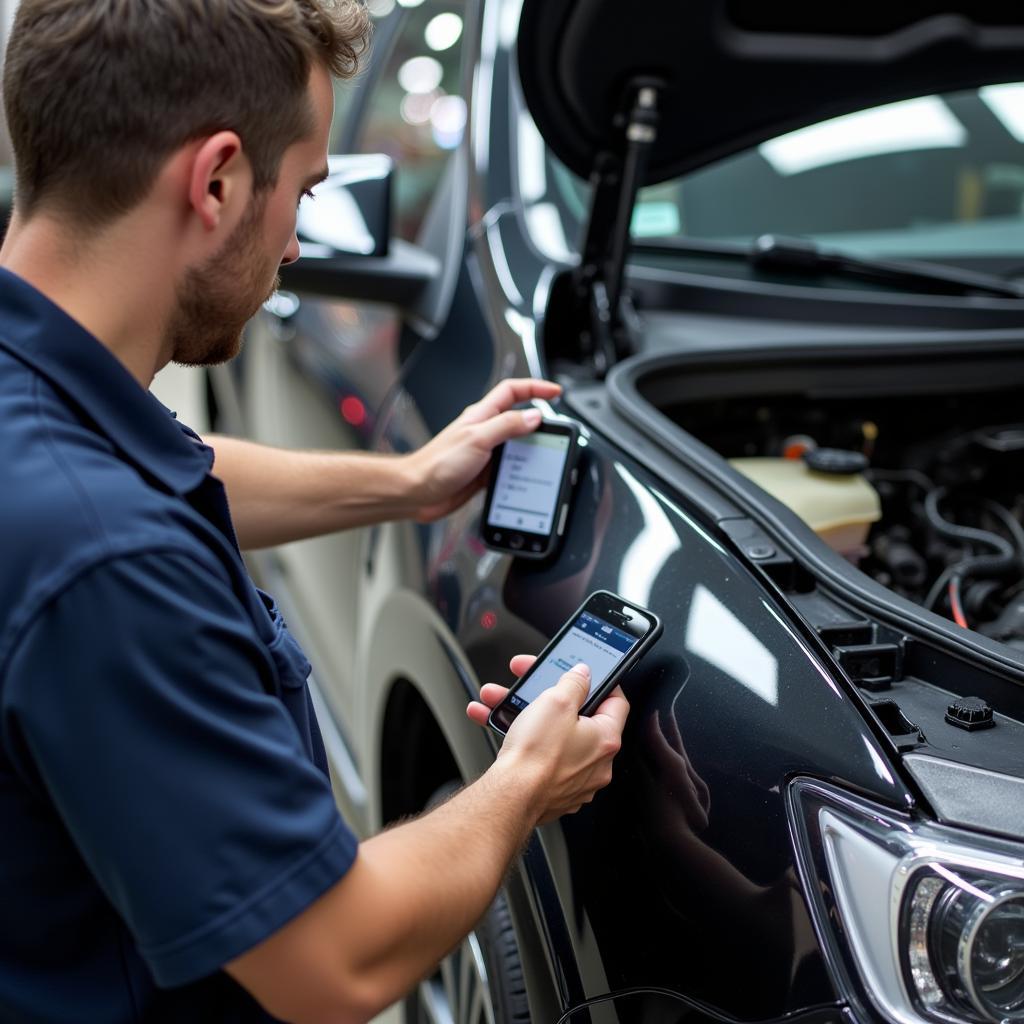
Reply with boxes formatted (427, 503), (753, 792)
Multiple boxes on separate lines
(187, 131), (250, 232)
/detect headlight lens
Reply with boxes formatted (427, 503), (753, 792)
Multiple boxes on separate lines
(906, 873), (1024, 1021)
(789, 779), (1024, 1024)
(970, 892), (1024, 1013)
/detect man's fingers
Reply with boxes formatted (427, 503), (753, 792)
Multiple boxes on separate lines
(553, 663), (591, 709)
(466, 701), (491, 726)
(509, 654), (537, 677)
(471, 408), (543, 452)
(468, 679), (514, 726)
(478, 683), (509, 708)
(463, 378), (562, 423)
(591, 685), (629, 732)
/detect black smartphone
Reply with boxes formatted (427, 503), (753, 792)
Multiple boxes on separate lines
(480, 418), (580, 559)
(488, 590), (662, 735)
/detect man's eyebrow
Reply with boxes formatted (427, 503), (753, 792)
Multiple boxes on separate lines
(304, 166), (330, 190)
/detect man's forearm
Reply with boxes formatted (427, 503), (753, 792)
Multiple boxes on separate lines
(208, 435), (419, 550)
(207, 379), (564, 550)
(338, 760), (540, 1005)
(226, 755), (543, 1023)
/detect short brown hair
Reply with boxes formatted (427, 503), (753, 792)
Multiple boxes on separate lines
(3, 0), (370, 227)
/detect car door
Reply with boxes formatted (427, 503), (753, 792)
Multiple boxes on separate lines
(218, 0), (471, 821)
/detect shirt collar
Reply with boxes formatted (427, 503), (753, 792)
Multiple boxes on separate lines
(0, 267), (213, 494)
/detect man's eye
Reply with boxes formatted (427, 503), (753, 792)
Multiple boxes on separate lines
(298, 189), (316, 209)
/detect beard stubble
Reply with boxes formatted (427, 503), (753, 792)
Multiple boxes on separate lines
(167, 194), (282, 368)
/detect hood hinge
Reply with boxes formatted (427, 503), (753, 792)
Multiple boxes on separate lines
(572, 78), (662, 377)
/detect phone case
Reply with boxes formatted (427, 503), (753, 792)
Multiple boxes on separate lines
(480, 419), (581, 560)
(488, 590), (662, 735)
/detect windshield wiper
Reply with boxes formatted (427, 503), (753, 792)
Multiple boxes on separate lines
(629, 234), (1024, 299)
(749, 234), (1024, 299)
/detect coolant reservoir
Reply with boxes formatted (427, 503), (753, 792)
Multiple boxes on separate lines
(729, 456), (881, 555)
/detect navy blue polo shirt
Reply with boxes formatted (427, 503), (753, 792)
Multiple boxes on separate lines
(0, 269), (358, 1022)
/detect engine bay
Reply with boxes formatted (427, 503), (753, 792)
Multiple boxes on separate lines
(665, 385), (1024, 647)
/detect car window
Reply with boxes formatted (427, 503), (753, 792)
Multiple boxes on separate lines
(521, 83), (1024, 264)
(350, 0), (467, 243)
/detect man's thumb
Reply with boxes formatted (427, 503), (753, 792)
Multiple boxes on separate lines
(556, 663), (592, 708)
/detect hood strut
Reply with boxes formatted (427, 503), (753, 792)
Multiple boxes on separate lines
(573, 79), (662, 377)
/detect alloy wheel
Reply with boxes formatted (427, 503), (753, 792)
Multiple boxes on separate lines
(414, 930), (496, 1024)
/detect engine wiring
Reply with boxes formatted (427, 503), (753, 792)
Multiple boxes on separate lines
(919, 488), (1018, 617)
(948, 577), (968, 629)
(801, 426), (1024, 638)
(675, 390), (1024, 643)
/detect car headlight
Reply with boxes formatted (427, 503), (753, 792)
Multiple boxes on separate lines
(789, 778), (1024, 1024)
(905, 872), (1024, 1021)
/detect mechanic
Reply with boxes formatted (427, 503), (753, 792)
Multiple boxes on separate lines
(0, 2), (629, 1022)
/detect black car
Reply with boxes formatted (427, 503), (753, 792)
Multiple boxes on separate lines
(209, 3), (1024, 1022)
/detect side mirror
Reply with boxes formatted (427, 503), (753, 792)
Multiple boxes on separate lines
(296, 153), (392, 258)
(280, 153), (440, 309)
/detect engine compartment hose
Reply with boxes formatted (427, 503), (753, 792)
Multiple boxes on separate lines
(922, 489), (1018, 612)
(923, 487), (1016, 561)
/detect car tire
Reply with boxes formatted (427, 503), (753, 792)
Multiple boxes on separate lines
(403, 782), (531, 1024)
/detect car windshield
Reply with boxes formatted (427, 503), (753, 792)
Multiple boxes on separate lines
(517, 82), (1024, 268)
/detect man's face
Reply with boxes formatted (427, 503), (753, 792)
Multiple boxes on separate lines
(167, 66), (334, 367)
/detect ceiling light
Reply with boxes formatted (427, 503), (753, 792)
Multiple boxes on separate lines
(425, 12), (463, 51)
(760, 96), (966, 176)
(397, 55), (443, 94)
(980, 83), (1024, 143)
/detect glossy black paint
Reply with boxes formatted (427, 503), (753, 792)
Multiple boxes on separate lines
(424, 422), (909, 1015)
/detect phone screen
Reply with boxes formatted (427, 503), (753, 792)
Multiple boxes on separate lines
(507, 610), (640, 711)
(487, 431), (572, 536)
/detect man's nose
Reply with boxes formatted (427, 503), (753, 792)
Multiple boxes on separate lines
(281, 231), (301, 267)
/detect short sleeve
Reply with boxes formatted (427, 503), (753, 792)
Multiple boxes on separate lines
(2, 551), (358, 987)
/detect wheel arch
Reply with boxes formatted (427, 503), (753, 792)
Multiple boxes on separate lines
(361, 588), (576, 1022)
(379, 678), (461, 825)
(362, 588), (494, 824)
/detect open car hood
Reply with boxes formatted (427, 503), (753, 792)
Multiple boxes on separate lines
(517, 1), (1024, 184)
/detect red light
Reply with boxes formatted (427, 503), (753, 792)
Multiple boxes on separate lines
(480, 611), (498, 630)
(340, 396), (366, 427)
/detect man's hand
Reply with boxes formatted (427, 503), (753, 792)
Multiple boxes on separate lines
(405, 377), (562, 522)
(207, 377), (561, 549)
(468, 654), (629, 824)
(228, 651), (623, 1023)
